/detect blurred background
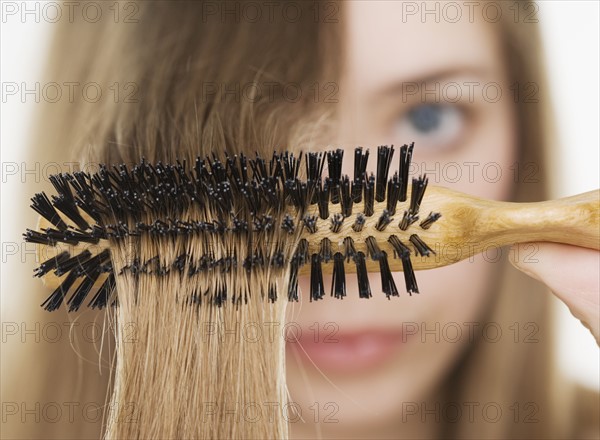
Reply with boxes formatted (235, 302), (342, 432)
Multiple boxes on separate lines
(1, 0), (598, 389)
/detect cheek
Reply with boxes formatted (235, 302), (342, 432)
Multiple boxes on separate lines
(411, 254), (495, 325)
(461, 102), (517, 200)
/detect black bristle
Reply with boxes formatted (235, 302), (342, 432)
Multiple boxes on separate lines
(34, 251), (71, 277)
(240, 253), (253, 274)
(65, 230), (100, 244)
(378, 251), (399, 299)
(188, 289), (203, 307)
(172, 253), (188, 273)
(331, 252), (346, 299)
(306, 151), (326, 203)
(77, 249), (111, 277)
(420, 212), (442, 229)
(353, 147), (369, 181)
(110, 296), (119, 308)
(294, 238), (309, 265)
(268, 282), (277, 303)
(54, 250), (92, 277)
(281, 214), (295, 234)
(326, 177), (339, 206)
(286, 179), (308, 210)
(49, 174), (91, 231)
(106, 222), (133, 239)
(270, 250), (285, 269)
(302, 214), (318, 234)
(69, 172), (103, 223)
(398, 143), (413, 202)
(351, 147), (369, 204)
(250, 152), (265, 179)
(343, 237), (356, 261)
(226, 153), (242, 188)
(288, 258), (300, 302)
(352, 213), (365, 232)
(409, 234), (436, 257)
(143, 255), (168, 276)
(52, 194), (91, 231)
(214, 283), (227, 307)
(67, 269), (101, 312)
(285, 240), (307, 301)
(41, 270), (79, 311)
(23, 229), (56, 246)
(327, 149), (344, 204)
(253, 214), (275, 232)
(375, 209), (393, 231)
(310, 253), (325, 302)
(388, 235), (419, 295)
(386, 172), (401, 215)
(306, 150), (325, 178)
(120, 257), (141, 276)
(401, 259), (419, 295)
(375, 145), (395, 202)
(319, 238), (332, 262)
(365, 236), (383, 261)
(30, 193), (68, 231)
(353, 252), (371, 299)
(317, 180), (330, 219)
(363, 173), (375, 216)
(286, 238), (303, 299)
(330, 213), (343, 233)
(399, 210), (419, 230)
(327, 149), (344, 181)
(388, 235), (410, 259)
(340, 176), (353, 217)
(281, 151), (302, 181)
(351, 177), (363, 203)
(409, 175), (428, 216)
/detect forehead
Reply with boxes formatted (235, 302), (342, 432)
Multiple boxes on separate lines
(344, 1), (504, 90)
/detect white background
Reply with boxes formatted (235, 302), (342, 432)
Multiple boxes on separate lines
(1, 1), (599, 388)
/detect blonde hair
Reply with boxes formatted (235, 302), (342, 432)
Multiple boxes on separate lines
(3, 1), (597, 439)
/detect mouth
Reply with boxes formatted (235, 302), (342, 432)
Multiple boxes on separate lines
(286, 328), (409, 374)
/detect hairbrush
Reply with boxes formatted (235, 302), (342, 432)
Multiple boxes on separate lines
(24, 144), (599, 311)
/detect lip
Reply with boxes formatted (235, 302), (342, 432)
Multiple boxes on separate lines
(286, 329), (408, 374)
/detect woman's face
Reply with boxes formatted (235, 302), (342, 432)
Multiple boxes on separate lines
(287, 3), (517, 438)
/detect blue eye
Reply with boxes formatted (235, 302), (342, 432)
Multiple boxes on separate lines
(394, 104), (465, 151)
(408, 105), (443, 133)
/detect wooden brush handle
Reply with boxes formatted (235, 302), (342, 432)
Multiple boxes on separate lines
(297, 188), (600, 275)
(468, 189), (600, 249)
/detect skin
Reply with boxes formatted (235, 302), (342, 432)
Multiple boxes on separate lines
(510, 243), (599, 343)
(285, 2), (599, 439)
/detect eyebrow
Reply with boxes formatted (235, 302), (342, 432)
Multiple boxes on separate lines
(369, 66), (492, 100)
